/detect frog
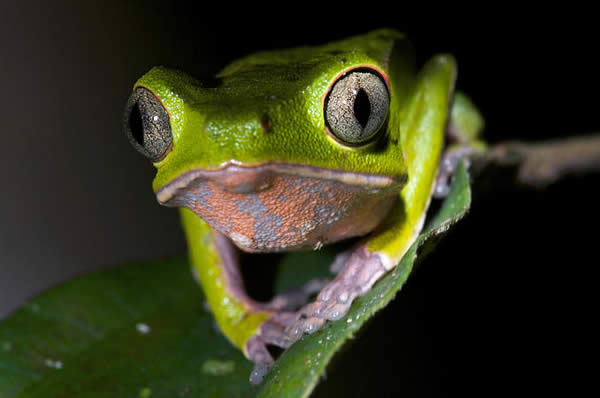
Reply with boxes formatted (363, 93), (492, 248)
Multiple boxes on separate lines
(123, 28), (484, 384)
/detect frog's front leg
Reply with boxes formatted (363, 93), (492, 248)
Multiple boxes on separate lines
(282, 199), (417, 344)
(284, 244), (389, 339)
(248, 243), (395, 383)
(180, 208), (325, 383)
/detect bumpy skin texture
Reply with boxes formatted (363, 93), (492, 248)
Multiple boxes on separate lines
(127, 29), (458, 383)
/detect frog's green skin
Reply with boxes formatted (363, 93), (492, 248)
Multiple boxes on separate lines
(125, 29), (483, 383)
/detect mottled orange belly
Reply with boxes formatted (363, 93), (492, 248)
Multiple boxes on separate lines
(159, 164), (402, 252)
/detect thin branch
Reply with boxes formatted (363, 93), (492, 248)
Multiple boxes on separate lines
(477, 134), (600, 188)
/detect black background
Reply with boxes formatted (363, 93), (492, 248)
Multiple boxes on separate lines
(1, 2), (597, 397)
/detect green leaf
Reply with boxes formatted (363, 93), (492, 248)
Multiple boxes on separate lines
(0, 256), (259, 398)
(257, 161), (471, 397)
(0, 163), (470, 398)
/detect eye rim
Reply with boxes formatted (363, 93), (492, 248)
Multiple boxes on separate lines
(124, 86), (173, 163)
(323, 65), (391, 147)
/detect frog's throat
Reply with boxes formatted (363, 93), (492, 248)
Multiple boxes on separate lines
(155, 162), (406, 204)
(155, 162), (406, 252)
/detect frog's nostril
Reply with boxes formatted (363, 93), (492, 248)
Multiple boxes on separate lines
(260, 114), (272, 133)
(124, 87), (173, 162)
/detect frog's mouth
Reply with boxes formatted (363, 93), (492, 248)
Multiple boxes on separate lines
(156, 162), (406, 253)
(156, 162), (404, 203)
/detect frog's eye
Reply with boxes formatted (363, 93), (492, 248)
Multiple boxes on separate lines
(124, 87), (173, 162)
(324, 68), (389, 146)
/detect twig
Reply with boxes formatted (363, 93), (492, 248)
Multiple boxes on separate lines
(476, 134), (600, 188)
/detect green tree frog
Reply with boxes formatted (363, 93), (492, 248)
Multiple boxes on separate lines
(124, 29), (483, 383)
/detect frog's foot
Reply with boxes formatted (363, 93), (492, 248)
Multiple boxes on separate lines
(246, 311), (297, 384)
(434, 145), (477, 198)
(245, 279), (328, 384)
(259, 278), (328, 312)
(282, 245), (391, 344)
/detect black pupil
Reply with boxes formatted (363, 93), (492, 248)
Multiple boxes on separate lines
(353, 88), (371, 129)
(129, 101), (145, 147)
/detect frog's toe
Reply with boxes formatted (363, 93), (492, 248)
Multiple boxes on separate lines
(283, 298), (352, 343)
(284, 295), (352, 342)
(250, 361), (271, 385)
(260, 312), (297, 348)
(246, 335), (275, 384)
(435, 144), (477, 198)
(286, 315), (327, 342)
(262, 278), (328, 312)
(284, 246), (390, 342)
(246, 311), (301, 383)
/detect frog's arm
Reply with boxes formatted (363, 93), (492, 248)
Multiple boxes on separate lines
(368, 55), (457, 262)
(181, 208), (322, 377)
(285, 55), (457, 339)
(179, 208), (271, 353)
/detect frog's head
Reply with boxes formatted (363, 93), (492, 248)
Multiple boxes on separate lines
(124, 29), (451, 252)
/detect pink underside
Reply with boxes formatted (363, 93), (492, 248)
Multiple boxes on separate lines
(164, 167), (399, 252)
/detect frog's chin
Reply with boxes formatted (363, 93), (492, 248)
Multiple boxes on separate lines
(155, 162), (406, 204)
(155, 162), (406, 253)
